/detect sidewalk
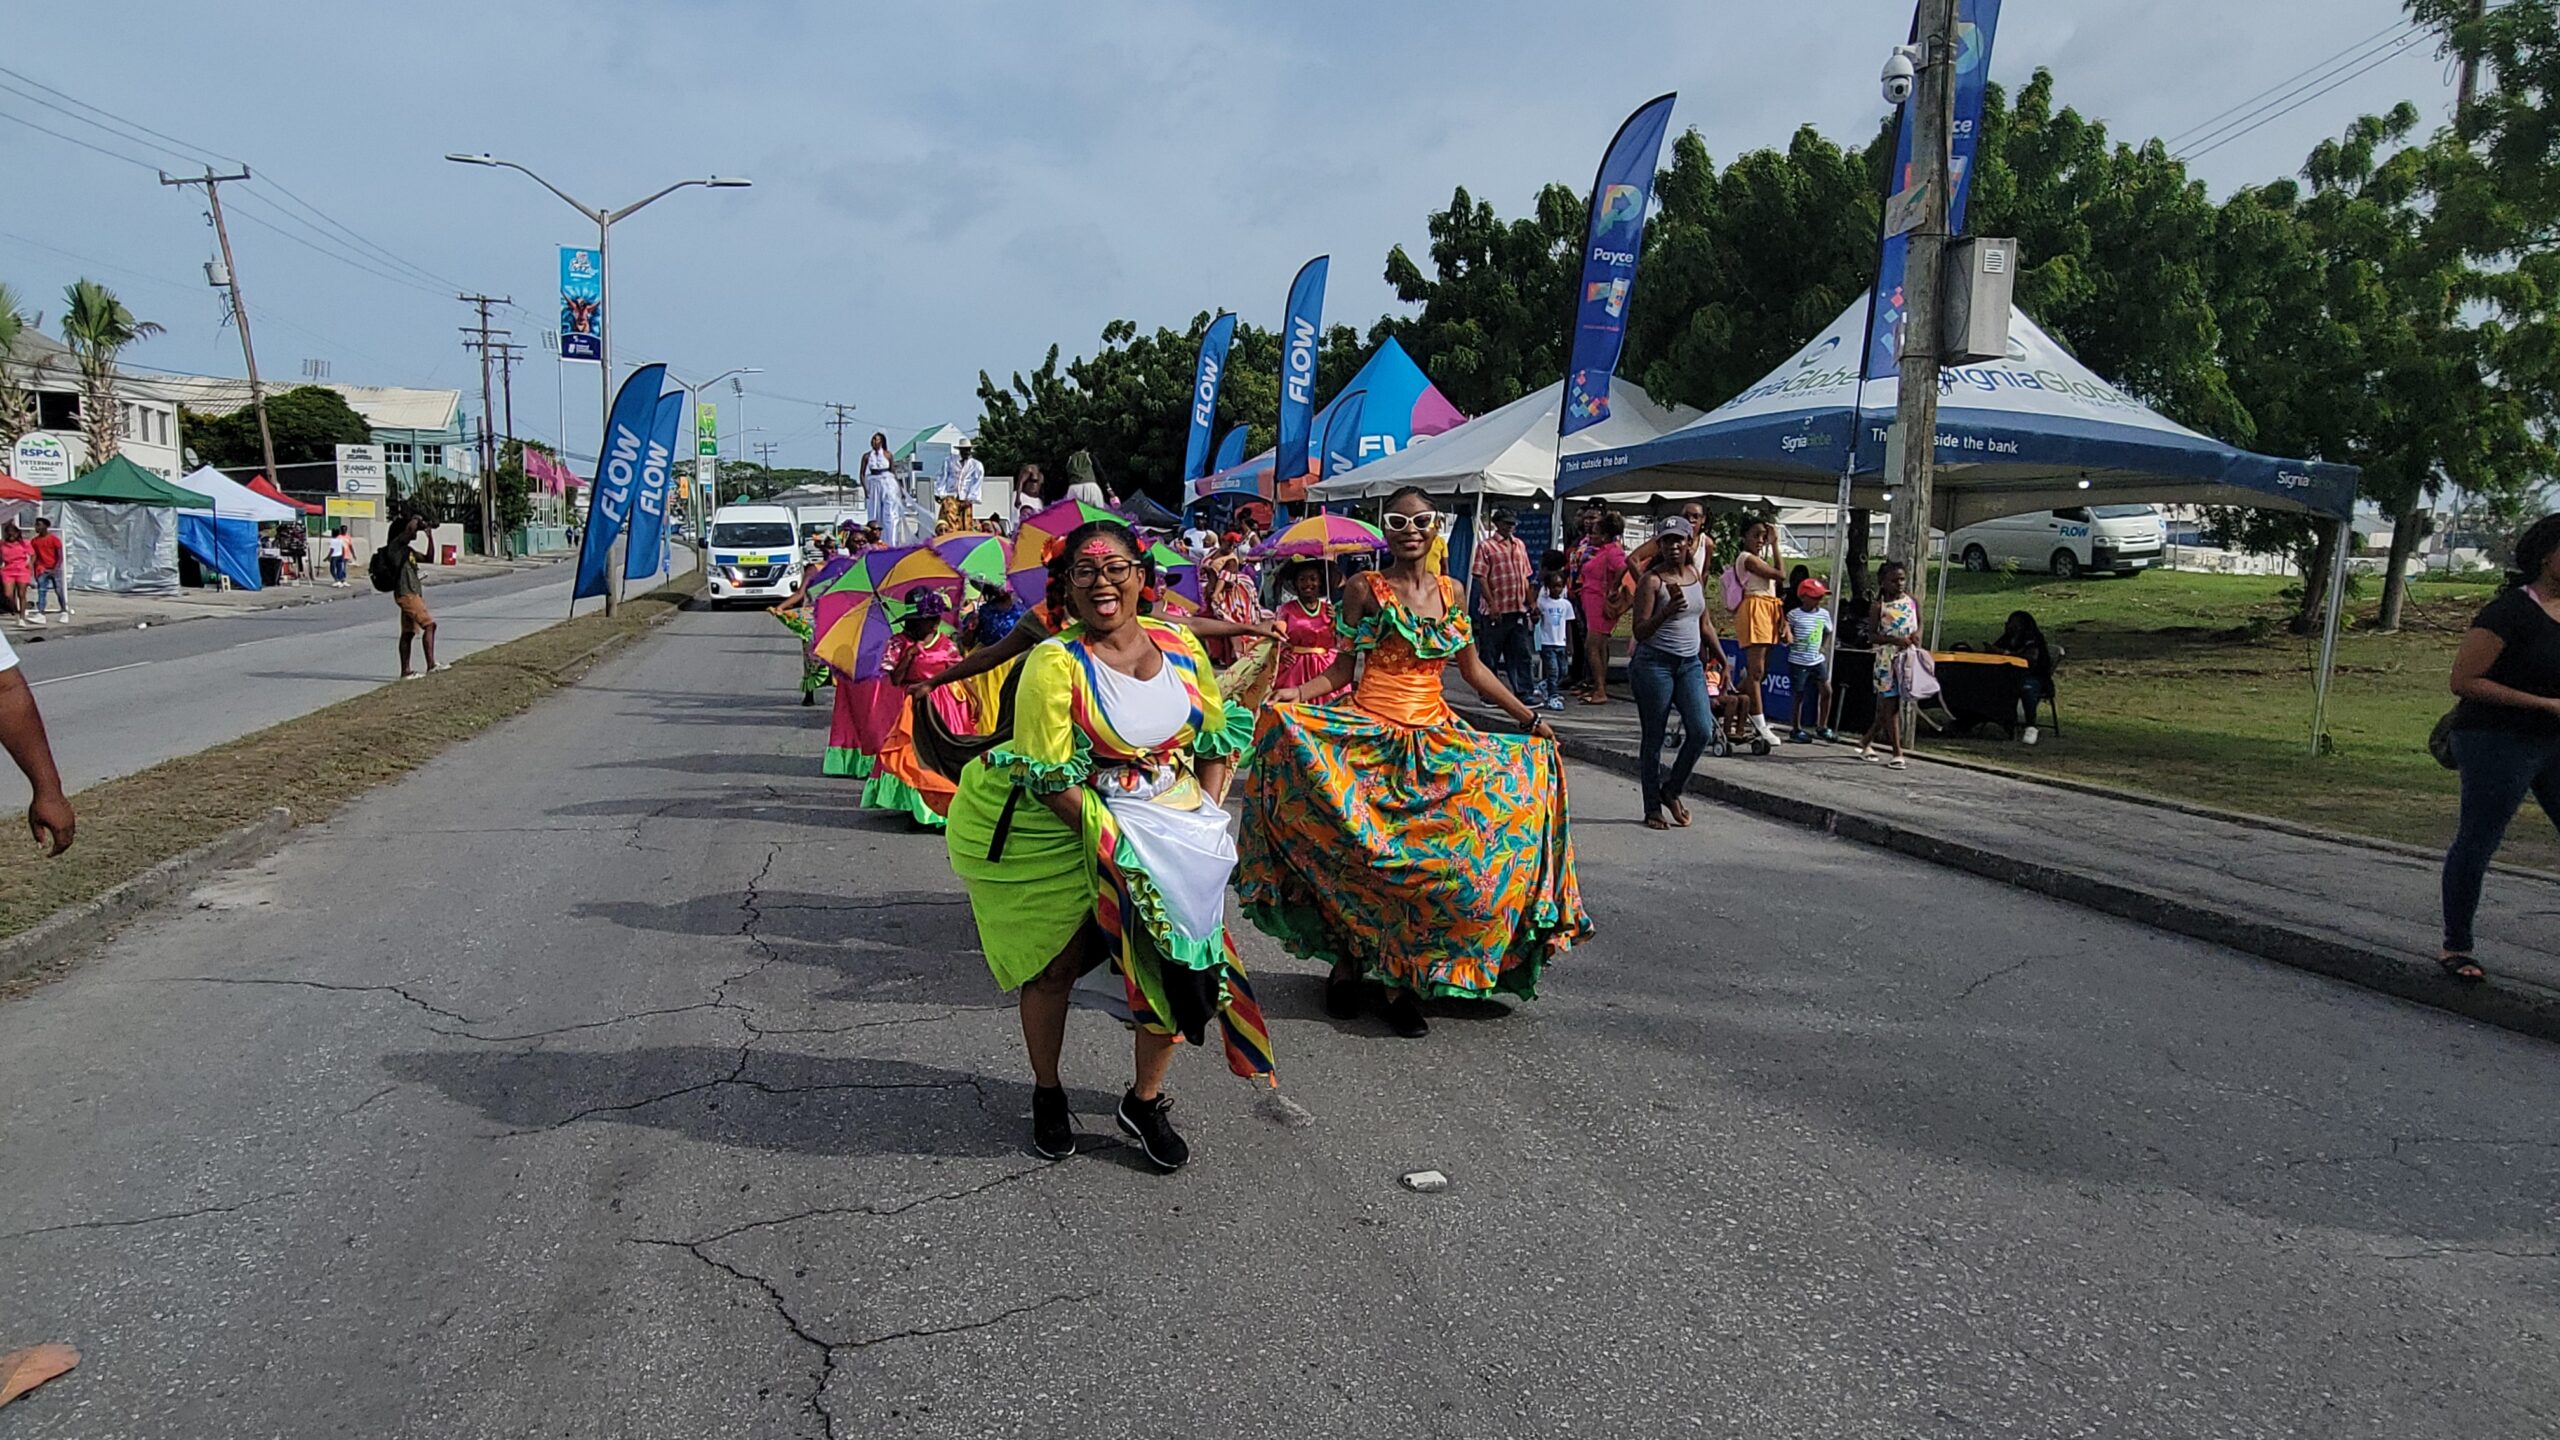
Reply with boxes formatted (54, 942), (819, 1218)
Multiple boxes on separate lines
(1472, 690), (2560, 1043)
(11, 553), (566, 644)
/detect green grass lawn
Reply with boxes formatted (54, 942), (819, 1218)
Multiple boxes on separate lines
(1876, 565), (2560, 870)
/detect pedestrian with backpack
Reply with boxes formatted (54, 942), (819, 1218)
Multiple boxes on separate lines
(372, 512), (438, 678)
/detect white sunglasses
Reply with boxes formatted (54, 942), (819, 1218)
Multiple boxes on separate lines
(1381, 511), (1441, 535)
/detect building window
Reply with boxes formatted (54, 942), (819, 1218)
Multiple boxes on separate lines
(418, 444), (444, 468)
(35, 393), (78, 431)
(386, 441), (415, 466)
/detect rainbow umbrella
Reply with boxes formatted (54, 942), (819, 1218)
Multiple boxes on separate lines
(808, 563), (871, 661)
(1146, 541), (1204, 603)
(1265, 514), (1385, 559)
(849, 542), (963, 606)
(811, 594), (898, 680)
(934, 532), (1012, 591)
(1008, 498), (1122, 604)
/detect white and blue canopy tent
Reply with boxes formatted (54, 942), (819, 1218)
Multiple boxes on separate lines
(176, 464), (297, 591)
(1558, 301), (2364, 747)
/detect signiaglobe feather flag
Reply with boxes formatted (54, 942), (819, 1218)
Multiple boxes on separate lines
(574, 362), (670, 599)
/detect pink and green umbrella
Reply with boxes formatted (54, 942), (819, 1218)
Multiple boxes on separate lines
(933, 532), (1012, 591)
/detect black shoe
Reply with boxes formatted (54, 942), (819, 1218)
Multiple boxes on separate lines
(1030, 1085), (1077, 1159)
(801, 690), (816, 707)
(1323, 966), (1368, 1019)
(1380, 990), (1430, 1039)
(1115, 1089), (1190, 1171)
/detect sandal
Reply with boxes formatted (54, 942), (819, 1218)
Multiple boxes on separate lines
(1643, 813), (1670, 831)
(2438, 952), (2486, 984)
(1667, 799), (1691, 827)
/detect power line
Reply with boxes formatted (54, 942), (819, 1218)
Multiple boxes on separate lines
(2161, 21), (2418, 150)
(0, 104), (163, 174)
(0, 63), (239, 168)
(2178, 29), (2435, 163)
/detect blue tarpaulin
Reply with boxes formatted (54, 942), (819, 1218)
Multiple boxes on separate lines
(178, 513), (261, 590)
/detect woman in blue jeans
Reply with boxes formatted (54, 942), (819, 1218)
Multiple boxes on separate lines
(2440, 512), (2560, 982)
(1628, 517), (1720, 829)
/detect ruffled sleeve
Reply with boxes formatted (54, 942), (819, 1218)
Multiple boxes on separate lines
(1177, 626), (1255, 758)
(981, 640), (1091, 793)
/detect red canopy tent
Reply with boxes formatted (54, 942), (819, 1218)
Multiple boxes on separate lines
(246, 475), (323, 515)
(0, 474), (42, 503)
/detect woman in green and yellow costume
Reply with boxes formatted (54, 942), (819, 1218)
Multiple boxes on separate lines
(944, 519), (1272, 1172)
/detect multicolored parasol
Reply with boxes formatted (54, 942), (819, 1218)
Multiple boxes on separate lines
(933, 532), (1012, 592)
(811, 594), (898, 680)
(847, 542), (963, 606)
(1264, 514), (1386, 559)
(1008, 498), (1122, 604)
(1145, 541), (1204, 604)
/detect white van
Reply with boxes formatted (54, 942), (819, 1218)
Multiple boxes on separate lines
(704, 503), (802, 606)
(1950, 504), (2166, 579)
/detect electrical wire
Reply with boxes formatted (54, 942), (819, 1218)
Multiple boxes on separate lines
(2178, 28), (2434, 162)
(2161, 21), (2417, 150)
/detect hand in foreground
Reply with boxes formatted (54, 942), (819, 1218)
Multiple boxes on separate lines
(27, 790), (72, 856)
(1528, 718), (1555, 741)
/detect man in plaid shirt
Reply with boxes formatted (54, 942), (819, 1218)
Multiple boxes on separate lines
(1471, 507), (1536, 699)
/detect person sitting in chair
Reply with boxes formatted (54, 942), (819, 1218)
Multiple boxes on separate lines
(1992, 610), (2055, 743)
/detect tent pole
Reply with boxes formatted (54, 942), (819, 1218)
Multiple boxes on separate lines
(1929, 530), (1952, 650)
(1467, 489), (1484, 607)
(2310, 514), (2349, 756)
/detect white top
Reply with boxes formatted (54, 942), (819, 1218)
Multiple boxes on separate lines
(1535, 593), (1575, 649)
(1064, 481), (1107, 507)
(1090, 653), (1188, 750)
(938, 455), (984, 501)
(1182, 527), (1217, 561)
(1743, 551), (1780, 599)
(328, 536), (352, 559)
(861, 451), (895, 491)
(0, 627), (21, 672)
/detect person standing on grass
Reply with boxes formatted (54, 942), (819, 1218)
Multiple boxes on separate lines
(1861, 560), (1919, 770)
(28, 519), (65, 619)
(1472, 507), (1535, 699)
(2438, 512), (2560, 984)
(1785, 580), (1834, 743)
(390, 513), (438, 679)
(1629, 517), (1718, 830)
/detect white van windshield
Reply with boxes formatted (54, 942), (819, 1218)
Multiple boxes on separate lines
(711, 522), (794, 547)
(2090, 505), (2156, 519)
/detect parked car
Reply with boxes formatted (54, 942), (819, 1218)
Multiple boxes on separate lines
(1950, 504), (2165, 579)
(703, 504), (801, 606)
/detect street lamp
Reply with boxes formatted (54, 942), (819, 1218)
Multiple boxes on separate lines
(674, 365), (760, 542)
(445, 152), (750, 611)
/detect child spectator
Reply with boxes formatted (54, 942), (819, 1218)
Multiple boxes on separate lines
(1785, 579), (1835, 742)
(1533, 572), (1576, 711)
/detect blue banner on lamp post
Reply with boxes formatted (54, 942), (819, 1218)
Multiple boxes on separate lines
(1274, 256), (1328, 491)
(559, 247), (602, 363)
(574, 362), (668, 599)
(1183, 312), (1237, 482)
(623, 390), (685, 583)
(1559, 92), (1677, 442)
(1865, 0), (2002, 379)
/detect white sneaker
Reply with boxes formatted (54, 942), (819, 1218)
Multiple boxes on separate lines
(26, 613), (43, 626)
(2022, 725), (2039, 746)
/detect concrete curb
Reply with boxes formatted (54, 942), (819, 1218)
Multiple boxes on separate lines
(0, 806), (295, 989)
(17, 557), (569, 647)
(1494, 708), (2560, 1045)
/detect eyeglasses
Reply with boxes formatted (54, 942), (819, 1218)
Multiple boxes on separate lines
(1068, 558), (1139, 586)
(1381, 511), (1440, 535)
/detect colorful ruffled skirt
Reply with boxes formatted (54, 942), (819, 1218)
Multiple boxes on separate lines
(773, 610), (831, 696)
(1237, 704), (1591, 999)
(825, 677), (900, 778)
(861, 689), (973, 826)
(945, 761), (1273, 1081)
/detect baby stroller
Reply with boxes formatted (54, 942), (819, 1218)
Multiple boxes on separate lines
(1704, 657), (1772, 758)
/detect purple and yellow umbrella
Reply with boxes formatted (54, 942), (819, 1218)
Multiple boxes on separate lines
(1145, 541), (1204, 604)
(1265, 514), (1385, 559)
(811, 594), (897, 680)
(933, 532), (1012, 591)
(845, 542), (963, 606)
(1008, 498), (1121, 605)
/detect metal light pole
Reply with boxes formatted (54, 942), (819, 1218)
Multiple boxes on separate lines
(444, 153), (750, 613)
(676, 366), (759, 554)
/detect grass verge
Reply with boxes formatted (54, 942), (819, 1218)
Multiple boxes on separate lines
(0, 579), (698, 943)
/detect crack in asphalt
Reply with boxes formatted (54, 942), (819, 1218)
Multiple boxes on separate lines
(431, 1000), (731, 1045)
(742, 1006), (1006, 1039)
(666, 1164), (1058, 1250)
(840, 1288), (1099, 1350)
(1952, 957), (2033, 1001)
(157, 975), (479, 1027)
(2373, 1244), (2560, 1262)
(0, 1190), (298, 1243)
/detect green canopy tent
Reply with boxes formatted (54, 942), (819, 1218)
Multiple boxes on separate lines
(40, 455), (214, 595)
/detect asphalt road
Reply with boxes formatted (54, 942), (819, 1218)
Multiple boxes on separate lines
(0, 603), (2551, 1438)
(0, 550), (694, 806)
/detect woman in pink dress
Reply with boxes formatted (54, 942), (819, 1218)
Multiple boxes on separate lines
(1272, 559), (1345, 703)
(0, 522), (34, 622)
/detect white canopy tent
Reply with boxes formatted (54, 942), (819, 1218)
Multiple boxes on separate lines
(176, 465), (299, 523)
(1306, 375), (1698, 502)
(1560, 301), (2363, 749)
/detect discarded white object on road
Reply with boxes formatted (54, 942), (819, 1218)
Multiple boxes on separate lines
(1400, 1169), (1449, 1193)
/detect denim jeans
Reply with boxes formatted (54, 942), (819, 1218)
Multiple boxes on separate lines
(1631, 644), (1713, 816)
(1478, 610), (1534, 699)
(1539, 645), (1570, 698)
(1790, 660), (1828, 732)
(2442, 726), (2560, 952)
(30, 572), (63, 614)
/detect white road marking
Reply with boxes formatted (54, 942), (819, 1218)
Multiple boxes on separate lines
(30, 660), (154, 687)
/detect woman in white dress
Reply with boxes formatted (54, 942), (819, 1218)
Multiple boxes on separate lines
(861, 431), (901, 543)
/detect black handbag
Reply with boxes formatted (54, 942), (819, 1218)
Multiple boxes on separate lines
(2428, 709), (2461, 770)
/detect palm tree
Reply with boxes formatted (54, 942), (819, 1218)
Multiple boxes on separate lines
(58, 279), (161, 465)
(0, 282), (35, 454)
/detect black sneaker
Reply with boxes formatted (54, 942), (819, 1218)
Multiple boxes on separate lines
(1323, 964), (1368, 1020)
(1115, 1089), (1190, 1171)
(1380, 990), (1430, 1039)
(1030, 1085), (1077, 1160)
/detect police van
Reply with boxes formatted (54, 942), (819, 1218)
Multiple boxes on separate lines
(1949, 504), (2165, 579)
(704, 503), (801, 606)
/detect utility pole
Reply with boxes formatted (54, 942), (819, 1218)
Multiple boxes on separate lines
(458, 294), (510, 557)
(754, 440), (779, 471)
(495, 340), (526, 523)
(2455, 0), (2485, 118)
(825, 402), (855, 505)
(160, 168), (277, 494)
(1887, 0), (1958, 742)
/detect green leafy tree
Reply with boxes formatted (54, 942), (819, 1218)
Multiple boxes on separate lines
(182, 384), (373, 474)
(1374, 183), (1586, 417)
(58, 278), (160, 465)
(0, 282), (36, 452)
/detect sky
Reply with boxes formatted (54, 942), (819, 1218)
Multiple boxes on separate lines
(0, 1), (2455, 473)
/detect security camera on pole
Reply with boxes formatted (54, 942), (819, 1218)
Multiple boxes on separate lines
(1886, 0), (1957, 742)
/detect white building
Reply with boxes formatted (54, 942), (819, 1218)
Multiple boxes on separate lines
(4, 331), (185, 482)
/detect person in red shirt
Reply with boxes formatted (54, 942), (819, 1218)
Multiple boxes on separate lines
(26, 519), (64, 622)
(1470, 507), (1535, 699)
